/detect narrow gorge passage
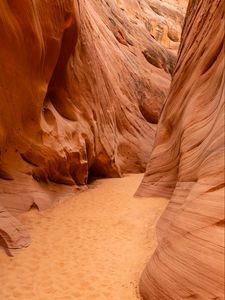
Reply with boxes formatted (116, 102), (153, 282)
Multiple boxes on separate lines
(0, 174), (167, 300)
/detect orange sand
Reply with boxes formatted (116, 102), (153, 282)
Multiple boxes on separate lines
(0, 174), (167, 300)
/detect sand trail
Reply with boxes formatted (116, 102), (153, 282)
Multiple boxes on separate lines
(0, 174), (167, 300)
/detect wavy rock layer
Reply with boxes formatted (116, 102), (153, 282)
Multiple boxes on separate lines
(137, 0), (225, 299)
(130, 0), (187, 52)
(0, 1), (186, 253)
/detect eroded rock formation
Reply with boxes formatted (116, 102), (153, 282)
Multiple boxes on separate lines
(126, 0), (187, 52)
(137, 0), (225, 298)
(0, 1), (187, 254)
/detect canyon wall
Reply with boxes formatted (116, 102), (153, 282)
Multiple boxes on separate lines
(128, 0), (187, 52)
(137, 0), (225, 299)
(0, 1), (186, 254)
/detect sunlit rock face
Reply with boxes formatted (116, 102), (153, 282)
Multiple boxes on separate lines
(137, 0), (224, 299)
(146, 0), (187, 52)
(118, 0), (188, 52)
(0, 1), (188, 253)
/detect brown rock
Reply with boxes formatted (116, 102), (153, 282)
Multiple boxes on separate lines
(0, 204), (31, 256)
(139, 0), (188, 52)
(136, 0), (225, 299)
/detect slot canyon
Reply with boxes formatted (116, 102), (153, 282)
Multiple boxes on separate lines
(0, 0), (224, 299)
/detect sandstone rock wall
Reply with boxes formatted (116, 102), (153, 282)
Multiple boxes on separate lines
(133, 0), (187, 52)
(0, 1), (186, 254)
(137, 0), (224, 298)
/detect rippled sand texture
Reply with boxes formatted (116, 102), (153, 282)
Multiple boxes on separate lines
(0, 174), (167, 300)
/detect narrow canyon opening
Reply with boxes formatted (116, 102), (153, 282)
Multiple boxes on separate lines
(0, 1), (224, 300)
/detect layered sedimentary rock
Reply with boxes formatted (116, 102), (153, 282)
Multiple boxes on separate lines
(0, 1), (187, 254)
(125, 0), (187, 52)
(137, 0), (225, 299)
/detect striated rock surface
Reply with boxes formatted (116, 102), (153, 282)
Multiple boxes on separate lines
(0, 1), (187, 253)
(137, 0), (225, 299)
(130, 0), (187, 52)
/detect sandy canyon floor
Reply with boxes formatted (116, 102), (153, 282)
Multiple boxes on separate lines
(0, 174), (167, 300)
